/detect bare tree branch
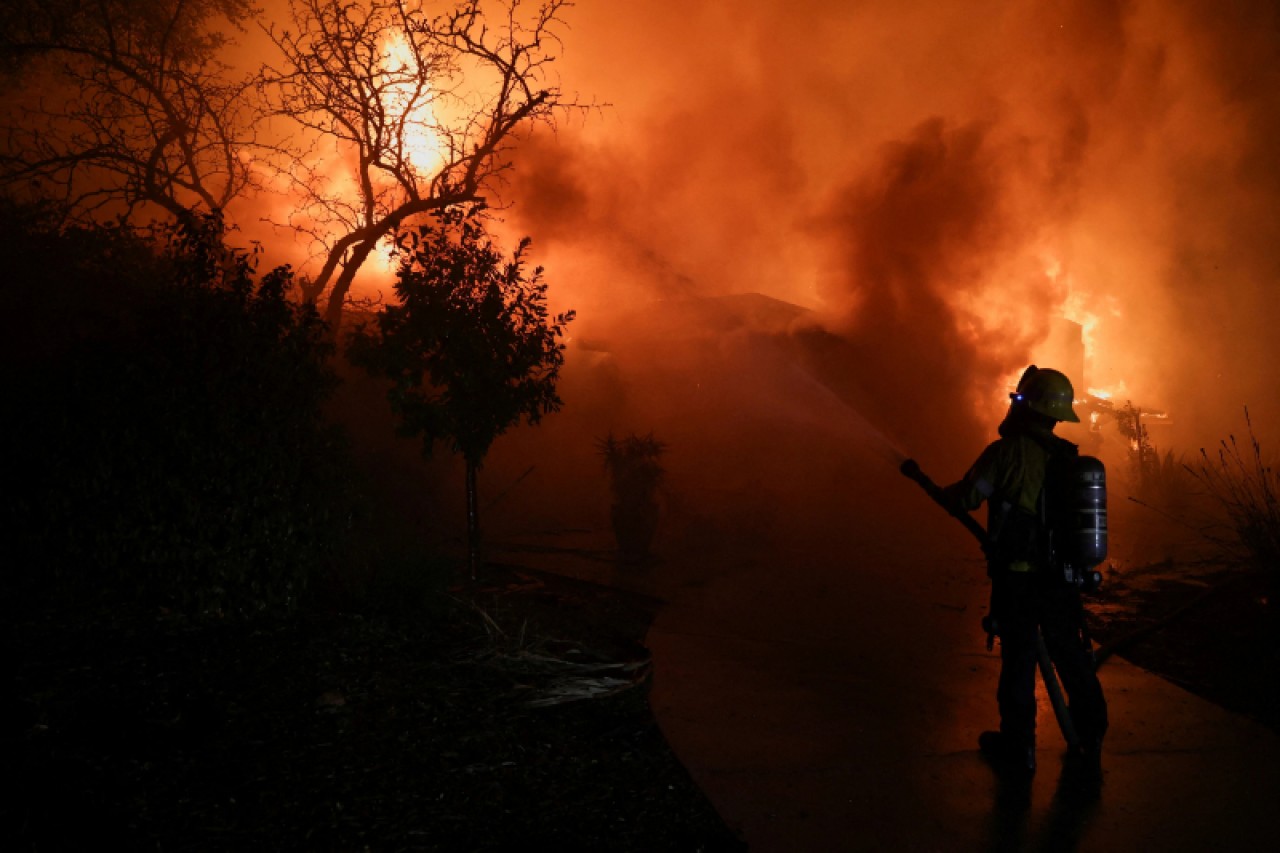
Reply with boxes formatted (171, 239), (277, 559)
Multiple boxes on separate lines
(0, 0), (260, 224)
(260, 0), (577, 330)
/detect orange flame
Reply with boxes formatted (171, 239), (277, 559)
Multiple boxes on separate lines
(380, 32), (442, 178)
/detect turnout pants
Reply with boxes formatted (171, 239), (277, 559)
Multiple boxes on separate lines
(991, 570), (1108, 749)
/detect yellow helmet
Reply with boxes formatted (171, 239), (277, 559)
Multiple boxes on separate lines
(1012, 365), (1080, 423)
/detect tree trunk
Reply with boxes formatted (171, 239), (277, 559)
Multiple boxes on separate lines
(611, 498), (660, 562)
(466, 459), (480, 580)
(323, 237), (380, 331)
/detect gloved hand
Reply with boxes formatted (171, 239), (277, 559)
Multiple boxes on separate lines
(939, 481), (967, 514)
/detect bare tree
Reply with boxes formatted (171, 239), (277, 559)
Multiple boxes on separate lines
(0, 0), (259, 223)
(261, 0), (573, 330)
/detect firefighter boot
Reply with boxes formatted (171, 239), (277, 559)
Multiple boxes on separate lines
(979, 730), (1036, 773)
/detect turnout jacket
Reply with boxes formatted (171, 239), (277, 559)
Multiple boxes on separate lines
(950, 420), (1063, 574)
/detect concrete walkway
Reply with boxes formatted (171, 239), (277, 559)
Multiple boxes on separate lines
(490, 446), (1279, 852)
(644, 532), (1280, 852)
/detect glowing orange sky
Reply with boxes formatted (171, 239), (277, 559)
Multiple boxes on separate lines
(487, 0), (1280, 452)
(224, 0), (1280, 457)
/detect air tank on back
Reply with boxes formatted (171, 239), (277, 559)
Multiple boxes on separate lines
(1069, 455), (1108, 569)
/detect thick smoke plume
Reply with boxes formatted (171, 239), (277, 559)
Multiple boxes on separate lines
(164, 0), (1280, 555)
(499, 0), (1280, 468)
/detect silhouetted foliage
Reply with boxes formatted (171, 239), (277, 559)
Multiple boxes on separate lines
(348, 206), (573, 574)
(597, 432), (666, 560)
(1090, 396), (1190, 503)
(1187, 409), (1280, 571)
(597, 432), (666, 508)
(0, 0), (258, 223)
(1, 200), (354, 617)
(1113, 400), (1157, 481)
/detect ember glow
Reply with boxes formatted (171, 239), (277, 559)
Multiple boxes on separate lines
(380, 31), (443, 177)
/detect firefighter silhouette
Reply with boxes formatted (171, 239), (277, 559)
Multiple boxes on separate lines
(944, 366), (1108, 774)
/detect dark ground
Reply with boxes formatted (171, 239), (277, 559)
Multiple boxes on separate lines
(5, 557), (1274, 851)
(1087, 559), (1278, 734)
(4, 564), (743, 852)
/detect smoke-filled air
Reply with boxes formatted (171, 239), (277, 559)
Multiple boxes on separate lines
(495, 0), (1280, 465)
(205, 0), (1280, 553)
(7, 2), (1280, 846)
(7, 0), (1279, 539)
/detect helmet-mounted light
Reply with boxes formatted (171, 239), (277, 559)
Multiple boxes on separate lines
(1011, 365), (1079, 422)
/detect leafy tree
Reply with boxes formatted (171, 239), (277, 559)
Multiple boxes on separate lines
(348, 206), (574, 578)
(0, 0), (259, 223)
(1, 202), (353, 617)
(261, 0), (577, 330)
(0, 0), (581, 334)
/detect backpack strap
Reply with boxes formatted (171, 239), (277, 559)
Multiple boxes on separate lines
(1025, 432), (1082, 573)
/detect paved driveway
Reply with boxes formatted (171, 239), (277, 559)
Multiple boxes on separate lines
(490, 427), (1280, 851)
(646, 515), (1280, 852)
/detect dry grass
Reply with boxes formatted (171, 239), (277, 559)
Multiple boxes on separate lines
(1186, 409), (1280, 570)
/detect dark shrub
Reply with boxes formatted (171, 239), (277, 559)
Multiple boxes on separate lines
(1, 203), (356, 617)
(1187, 409), (1280, 572)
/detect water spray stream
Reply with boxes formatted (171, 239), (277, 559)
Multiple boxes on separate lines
(767, 351), (1087, 746)
(778, 359), (910, 467)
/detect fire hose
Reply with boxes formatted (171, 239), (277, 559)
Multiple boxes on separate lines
(899, 458), (1082, 750)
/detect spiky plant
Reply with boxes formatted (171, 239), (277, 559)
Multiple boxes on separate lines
(597, 432), (666, 506)
(1186, 408), (1280, 570)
